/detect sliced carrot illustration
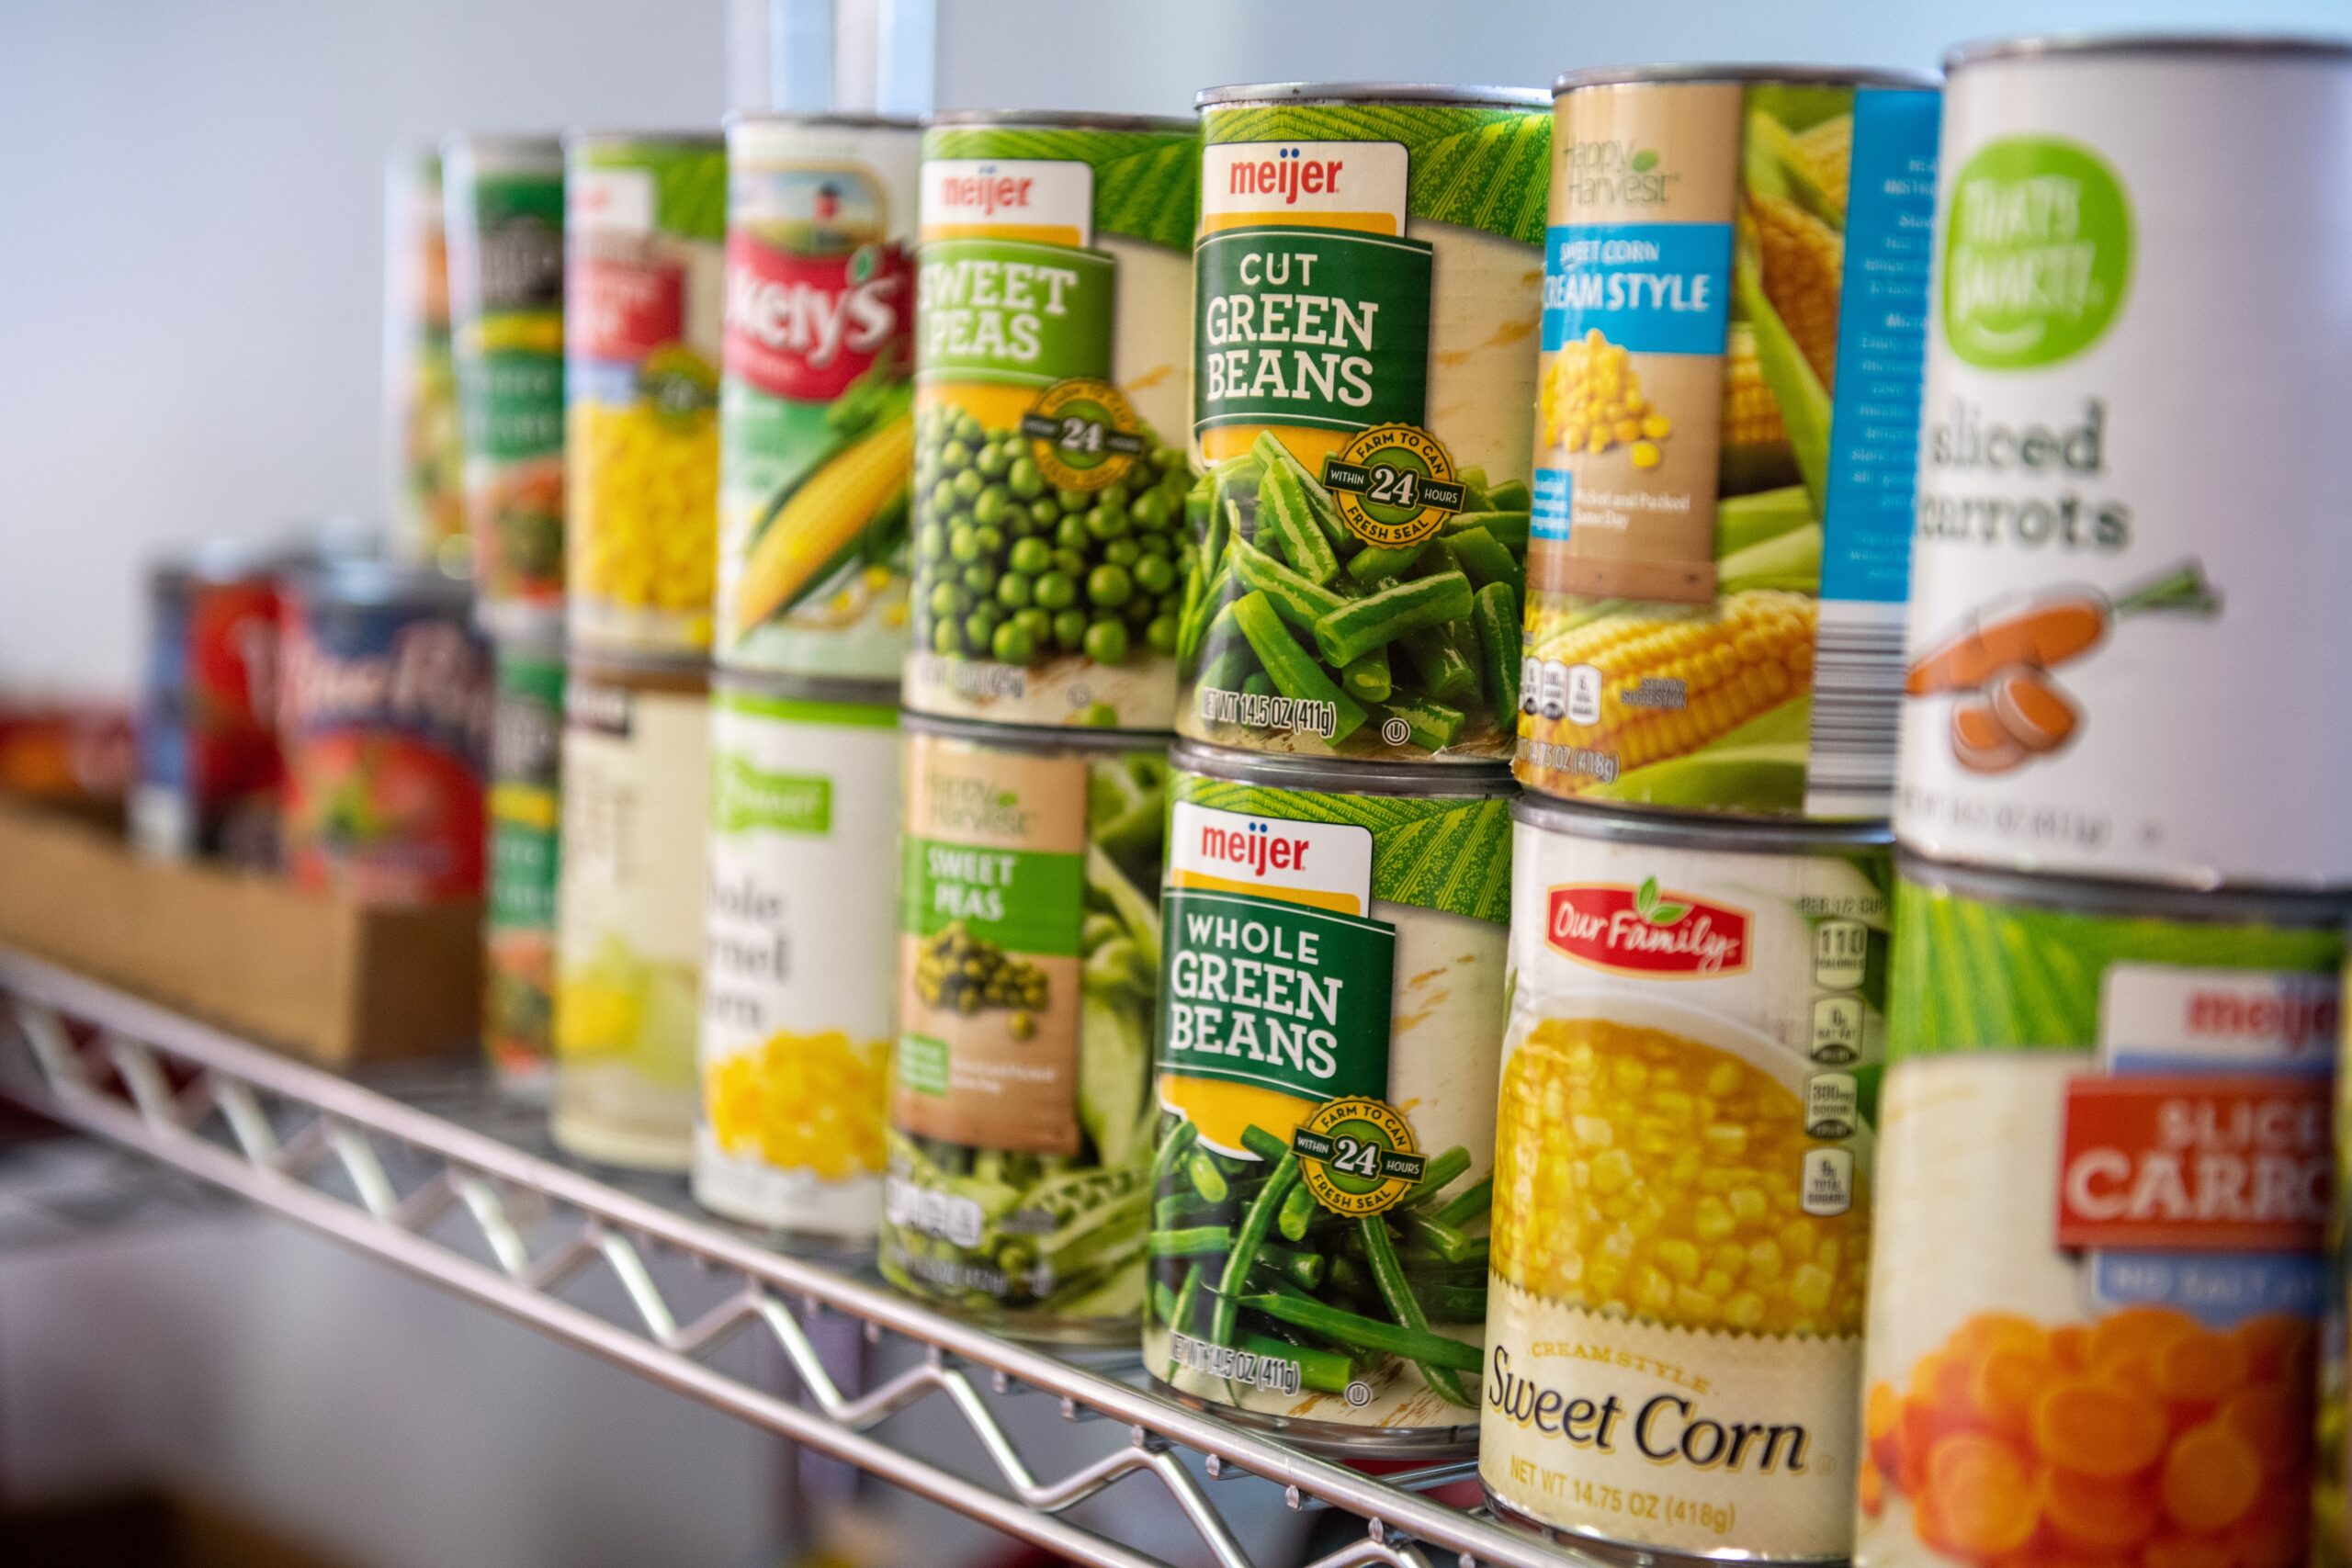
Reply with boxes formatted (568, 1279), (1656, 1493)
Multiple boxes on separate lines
(2160, 1422), (2264, 1532)
(1928, 1431), (2042, 1556)
(1953, 697), (2026, 773)
(1858, 1453), (1886, 1517)
(2143, 1533), (2237, 1568)
(2042, 1467), (2160, 1551)
(2218, 1382), (2310, 1473)
(1972, 1344), (2052, 1438)
(2151, 1329), (2248, 1406)
(1988, 664), (2081, 753)
(2226, 1315), (2310, 1383)
(2032, 1379), (2170, 1477)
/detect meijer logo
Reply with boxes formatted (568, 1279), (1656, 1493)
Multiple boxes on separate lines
(933, 165), (1035, 220)
(1546, 877), (1748, 976)
(1196, 816), (1312, 879)
(1226, 146), (1346, 206)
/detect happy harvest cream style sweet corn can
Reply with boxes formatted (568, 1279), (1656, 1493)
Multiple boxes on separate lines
(1484, 796), (1892, 1560)
(1520, 67), (1939, 819)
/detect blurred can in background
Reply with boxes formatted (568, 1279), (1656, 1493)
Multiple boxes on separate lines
(483, 635), (564, 1091)
(384, 150), (466, 578)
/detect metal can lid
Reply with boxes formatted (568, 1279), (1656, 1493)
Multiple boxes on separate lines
(563, 128), (726, 152)
(290, 555), (474, 615)
(438, 132), (565, 171)
(725, 108), (925, 134)
(1514, 792), (1893, 853)
(1895, 850), (2352, 928)
(567, 648), (711, 694)
(1944, 31), (2352, 72)
(922, 108), (1195, 134)
(899, 709), (1170, 756)
(1171, 738), (1516, 801)
(1553, 62), (1940, 95)
(711, 666), (901, 712)
(1197, 81), (1549, 110)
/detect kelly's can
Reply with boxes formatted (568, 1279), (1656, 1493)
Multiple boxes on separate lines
(1856, 857), (2343, 1568)
(901, 113), (1200, 733)
(278, 559), (492, 903)
(1897, 38), (2352, 887)
(443, 135), (567, 639)
(385, 152), (466, 577)
(716, 114), (922, 682)
(132, 544), (288, 868)
(1175, 85), (1548, 764)
(484, 636), (564, 1091)
(880, 716), (1166, 1339)
(1149, 743), (1514, 1453)
(1483, 798), (1892, 1561)
(552, 654), (709, 1169)
(565, 133), (727, 658)
(697, 671), (900, 1244)
(1518, 67), (1941, 820)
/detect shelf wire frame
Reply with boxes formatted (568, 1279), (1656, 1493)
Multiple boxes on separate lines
(0, 949), (1599, 1568)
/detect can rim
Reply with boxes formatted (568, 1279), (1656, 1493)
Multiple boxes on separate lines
(567, 649), (712, 690)
(1943, 30), (2352, 71)
(562, 128), (727, 151)
(1895, 850), (2352, 926)
(726, 108), (926, 133)
(1172, 739), (1516, 800)
(711, 666), (902, 710)
(922, 108), (1196, 134)
(1197, 81), (1549, 109)
(290, 556), (475, 612)
(899, 709), (1169, 753)
(438, 132), (565, 167)
(1552, 62), (1941, 94)
(1514, 792), (1893, 851)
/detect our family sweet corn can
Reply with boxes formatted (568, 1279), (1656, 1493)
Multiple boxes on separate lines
(1177, 85), (1549, 764)
(696, 671), (899, 1244)
(564, 134), (727, 658)
(1519, 66), (1939, 820)
(385, 152), (465, 576)
(902, 113), (1200, 733)
(880, 716), (1165, 1339)
(1856, 857), (2343, 1568)
(484, 635), (563, 1091)
(717, 114), (921, 682)
(1896, 38), (2352, 887)
(1484, 798), (1892, 1560)
(1148, 743), (1513, 1454)
(443, 136), (568, 638)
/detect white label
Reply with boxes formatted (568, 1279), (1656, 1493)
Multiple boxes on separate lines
(920, 158), (1093, 244)
(1803, 1146), (1856, 1216)
(1166, 799), (1374, 914)
(2097, 963), (2341, 1070)
(571, 166), (654, 235)
(1200, 141), (1409, 232)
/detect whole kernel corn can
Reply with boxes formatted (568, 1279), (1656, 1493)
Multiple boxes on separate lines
(1484, 796), (1892, 1560)
(1148, 743), (1514, 1454)
(696, 671), (900, 1243)
(1898, 38), (2352, 887)
(443, 136), (568, 639)
(902, 113), (1200, 733)
(879, 716), (1165, 1340)
(1856, 857), (2344, 1568)
(564, 134), (727, 658)
(717, 115), (922, 682)
(1519, 67), (1940, 819)
(483, 635), (564, 1092)
(1178, 85), (1548, 763)
(384, 152), (466, 577)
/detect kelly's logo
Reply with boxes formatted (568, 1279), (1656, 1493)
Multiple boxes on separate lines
(1226, 146), (1346, 206)
(723, 235), (909, 400)
(1196, 817), (1312, 879)
(1545, 877), (1748, 976)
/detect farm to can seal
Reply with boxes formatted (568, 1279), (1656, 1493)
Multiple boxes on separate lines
(279, 560), (492, 903)
(565, 134), (727, 658)
(880, 716), (1165, 1339)
(697, 673), (899, 1242)
(443, 135), (566, 639)
(902, 113), (1200, 732)
(1856, 858), (2343, 1568)
(1484, 800), (1892, 1559)
(717, 115), (921, 682)
(1149, 744), (1513, 1453)
(384, 152), (465, 576)
(1519, 67), (1940, 820)
(552, 655), (709, 1170)
(132, 545), (288, 868)
(484, 637), (563, 1090)
(1897, 39), (2352, 887)
(1178, 85), (1549, 764)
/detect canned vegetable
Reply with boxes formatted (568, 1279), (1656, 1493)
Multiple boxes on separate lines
(484, 636), (564, 1091)
(385, 151), (465, 577)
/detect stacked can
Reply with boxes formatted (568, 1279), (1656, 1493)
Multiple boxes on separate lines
(1855, 38), (2352, 1568)
(384, 152), (465, 579)
(1139, 84), (1544, 1450)
(870, 110), (1194, 1341)
(1481, 63), (1939, 1548)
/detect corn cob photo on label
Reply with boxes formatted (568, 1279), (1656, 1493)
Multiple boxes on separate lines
(484, 640), (563, 1090)
(563, 136), (726, 658)
(1897, 44), (2352, 887)
(902, 118), (1199, 732)
(1856, 863), (2343, 1568)
(1521, 76), (1939, 819)
(1147, 750), (1511, 1446)
(880, 725), (1164, 1337)
(695, 681), (899, 1240)
(443, 137), (568, 639)
(717, 118), (921, 683)
(1177, 91), (1547, 763)
(1483, 804), (1891, 1558)
(552, 661), (709, 1171)
(385, 152), (465, 576)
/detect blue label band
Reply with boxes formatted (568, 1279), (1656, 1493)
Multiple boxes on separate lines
(1541, 221), (1733, 357)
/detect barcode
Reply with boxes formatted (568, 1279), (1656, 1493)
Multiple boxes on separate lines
(1804, 604), (1905, 819)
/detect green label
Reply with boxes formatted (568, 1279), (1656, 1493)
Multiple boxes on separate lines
(915, 238), (1114, 387)
(712, 753), (831, 836)
(899, 834), (1085, 955)
(1193, 226), (1432, 436)
(920, 125), (1198, 251)
(899, 1032), (951, 1096)
(1942, 135), (2132, 369)
(575, 139), (727, 243)
(490, 815), (559, 931)
(465, 342), (565, 459)
(1159, 888), (1394, 1102)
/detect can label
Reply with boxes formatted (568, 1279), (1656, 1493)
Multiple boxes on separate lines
(135, 573), (285, 865)
(1897, 55), (2352, 885)
(880, 730), (1165, 1325)
(1520, 80), (1939, 819)
(717, 120), (921, 682)
(1149, 763), (1510, 1430)
(1856, 874), (2340, 1568)
(566, 141), (727, 657)
(696, 686), (899, 1237)
(445, 144), (567, 636)
(553, 669), (708, 1167)
(1177, 98), (1549, 762)
(902, 122), (1200, 731)
(484, 644), (563, 1085)
(1483, 820), (1891, 1557)
(386, 155), (465, 573)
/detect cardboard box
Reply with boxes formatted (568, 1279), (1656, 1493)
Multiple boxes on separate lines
(0, 801), (480, 1066)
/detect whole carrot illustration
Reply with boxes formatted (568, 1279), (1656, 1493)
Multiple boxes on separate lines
(1906, 560), (2221, 696)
